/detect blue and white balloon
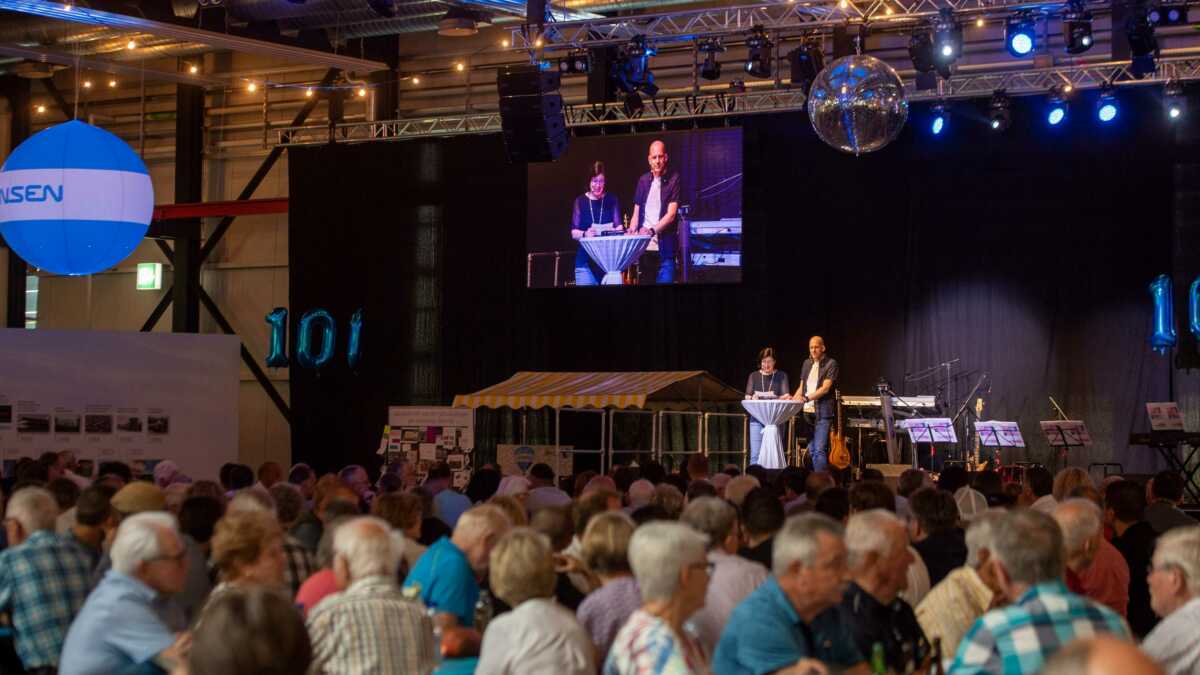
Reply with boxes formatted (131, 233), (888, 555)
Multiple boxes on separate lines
(0, 120), (153, 276)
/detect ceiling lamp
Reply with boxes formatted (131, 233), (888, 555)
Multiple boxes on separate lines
(439, 7), (481, 37)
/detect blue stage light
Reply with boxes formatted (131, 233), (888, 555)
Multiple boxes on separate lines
(1005, 15), (1036, 57)
(1097, 84), (1118, 123)
(932, 115), (945, 135)
(1048, 107), (1066, 125)
(1165, 80), (1185, 121)
(1046, 85), (1070, 126)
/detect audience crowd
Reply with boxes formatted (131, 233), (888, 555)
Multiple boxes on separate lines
(0, 448), (1196, 674)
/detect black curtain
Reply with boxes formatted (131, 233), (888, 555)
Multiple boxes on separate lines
(290, 89), (1193, 475)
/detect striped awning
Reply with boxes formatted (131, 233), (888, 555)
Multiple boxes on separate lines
(452, 371), (742, 410)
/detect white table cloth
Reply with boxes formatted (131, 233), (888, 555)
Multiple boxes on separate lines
(741, 399), (804, 469)
(579, 235), (652, 285)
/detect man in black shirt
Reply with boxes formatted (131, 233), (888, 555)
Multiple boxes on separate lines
(832, 509), (930, 672)
(1106, 479), (1160, 637)
(909, 487), (967, 587)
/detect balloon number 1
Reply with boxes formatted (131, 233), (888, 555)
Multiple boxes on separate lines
(263, 307), (363, 370)
(1149, 274), (1200, 354)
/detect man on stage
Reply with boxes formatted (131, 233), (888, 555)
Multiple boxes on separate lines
(631, 139), (681, 284)
(796, 336), (838, 472)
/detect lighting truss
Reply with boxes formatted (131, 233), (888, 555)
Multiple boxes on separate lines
(275, 55), (1200, 147)
(508, 0), (1116, 52)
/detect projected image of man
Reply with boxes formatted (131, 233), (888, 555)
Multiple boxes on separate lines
(571, 161), (621, 286)
(631, 140), (681, 284)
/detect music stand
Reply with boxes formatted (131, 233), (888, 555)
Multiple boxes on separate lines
(1039, 420), (1092, 469)
(898, 418), (957, 470)
(975, 421), (1025, 467)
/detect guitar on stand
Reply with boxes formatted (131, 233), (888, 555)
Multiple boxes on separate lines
(972, 396), (991, 472)
(829, 390), (852, 473)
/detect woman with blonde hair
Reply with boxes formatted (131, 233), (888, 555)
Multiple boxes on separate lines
(1053, 467), (1095, 502)
(201, 509), (287, 623)
(576, 511), (641, 662)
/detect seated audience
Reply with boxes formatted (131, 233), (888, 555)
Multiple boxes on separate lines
(422, 462), (469, 528)
(478, 528), (595, 674)
(496, 475), (531, 506)
(1024, 466), (1057, 513)
(404, 504), (511, 628)
(899, 468), (932, 499)
(938, 466), (970, 494)
(488, 494), (528, 528)
(948, 509), (1129, 674)
(738, 487), (784, 569)
(604, 522), (710, 674)
(185, 480), (226, 507)
(714, 513), (862, 674)
(916, 511), (1004, 663)
(1140, 525), (1200, 675)
(577, 512), (641, 662)
(779, 469), (807, 513)
(564, 489), (622, 593)
(177, 495), (223, 556)
(652, 483), (685, 520)
(1064, 493), (1132, 619)
(295, 514), (353, 615)
(813, 486), (850, 523)
(372, 491), (428, 572)
(68, 484), (117, 570)
(307, 516), (436, 675)
(724, 475), (761, 509)
(268, 482), (316, 596)
(1041, 635), (1166, 675)
(909, 487), (968, 586)
(686, 454), (711, 483)
(625, 479), (655, 512)
(1105, 478), (1159, 636)
(530, 506), (590, 610)
(1145, 472), (1196, 534)
(255, 461), (284, 492)
(50, 476), (81, 533)
(832, 509), (929, 672)
(1054, 467), (1095, 502)
(466, 467), (502, 505)
(686, 480), (717, 502)
(1054, 498), (1130, 617)
(526, 463), (572, 513)
(292, 481), (360, 553)
(207, 509), (286, 611)
(288, 463), (317, 506)
(60, 512), (189, 675)
(186, 586), (312, 675)
(847, 479), (931, 608)
(0, 487), (93, 674)
(338, 464), (374, 508)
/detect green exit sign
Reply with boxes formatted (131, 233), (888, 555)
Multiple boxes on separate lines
(136, 263), (162, 291)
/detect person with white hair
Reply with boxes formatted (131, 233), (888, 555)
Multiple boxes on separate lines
(625, 479), (656, 512)
(1041, 635), (1166, 675)
(916, 511), (1005, 664)
(1141, 525), (1200, 675)
(477, 528), (595, 674)
(1055, 498), (1130, 617)
(829, 508), (929, 673)
(604, 521), (712, 674)
(714, 513), (863, 674)
(681, 497), (768, 652)
(307, 515), (435, 675)
(0, 487), (93, 674)
(948, 509), (1129, 675)
(403, 503), (511, 628)
(59, 512), (190, 675)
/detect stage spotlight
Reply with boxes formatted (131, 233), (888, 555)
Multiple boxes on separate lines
(1127, 9), (1158, 76)
(1063, 5), (1093, 54)
(305, 88), (314, 97)
(744, 27), (773, 79)
(1047, 85), (1069, 126)
(908, 30), (936, 73)
(247, 81), (258, 93)
(1165, 80), (1185, 120)
(35, 104), (45, 114)
(989, 90), (1011, 131)
(188, 65), (199, 74)
(933, 9), (963, 63)
(1005, 14), (1036, 57)
(82, 80), (92, 89)
(698, 38), (725, 81)
(108, 79), (117, 88)
(788, 40), (823, 93)
(615, 36), (658, 99)
(1096, 84), (1118, 123)
(1149, 3), (1188, 25)
(931, 103), (947, 135)
(558, 52), (589, 74)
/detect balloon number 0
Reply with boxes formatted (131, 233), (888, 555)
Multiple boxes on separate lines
(263, 307), (363, 370)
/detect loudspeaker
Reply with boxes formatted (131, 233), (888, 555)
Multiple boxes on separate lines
(497, 65), (568, 163)
(587, 46), (619, 104)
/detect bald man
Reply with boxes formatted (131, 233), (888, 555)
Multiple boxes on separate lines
(1041, 636), (1164, 675)
(795, 336), (839, 472)
(630, 139), (681, 284)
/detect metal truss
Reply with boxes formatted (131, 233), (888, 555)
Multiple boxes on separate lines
(275, 56), (1200, 147)
(510, 0), (1115, 51)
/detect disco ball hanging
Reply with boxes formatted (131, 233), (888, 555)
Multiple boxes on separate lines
(807, 55), (909, 155)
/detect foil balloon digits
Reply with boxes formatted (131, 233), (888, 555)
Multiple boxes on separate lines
(296, 309), (337, 370)
(264, 307), (289, 368)
(807, 55), (909, 155)
(347, 308), (364, 370)
(1149, 274), (1177, 354)
(1191, 276), (1200, 342)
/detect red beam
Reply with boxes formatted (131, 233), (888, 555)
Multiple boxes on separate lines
(152, 197), (289, 221)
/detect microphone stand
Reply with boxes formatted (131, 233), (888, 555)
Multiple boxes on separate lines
(952, 372), (989, 464)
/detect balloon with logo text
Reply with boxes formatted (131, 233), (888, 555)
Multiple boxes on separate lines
(0, 120), (153, 275)
(1191, 277), (1200, 342)
(1149, 274), (1177, 354)
(347, 308), (363, 370)
(264, 307), (289, 368)
(296, 309), (337, 370)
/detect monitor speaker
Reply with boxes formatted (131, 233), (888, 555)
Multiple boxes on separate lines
(497, 65), (568, 163)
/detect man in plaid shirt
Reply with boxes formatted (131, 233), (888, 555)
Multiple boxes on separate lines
(949, 509), (1130, 674)
(0, 487), (93, 674)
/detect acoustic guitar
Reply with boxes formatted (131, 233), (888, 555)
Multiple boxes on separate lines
(829, 389), (852, 470)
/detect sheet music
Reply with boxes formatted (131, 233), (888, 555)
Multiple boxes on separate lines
(1146, 402), (1185, 432)
(1038, 420), (1093, 447)
(753, 391), (778, 400)
(975, 421), (1026, 448)
(898, 417), (958, 443)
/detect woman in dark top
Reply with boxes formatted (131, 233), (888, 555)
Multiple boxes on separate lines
(571, 161), (621, 286)
(744, 347), (791, 466)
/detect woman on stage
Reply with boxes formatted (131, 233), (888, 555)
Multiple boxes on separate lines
(570, 161), (621, 286)
(745, 347), (790, 466)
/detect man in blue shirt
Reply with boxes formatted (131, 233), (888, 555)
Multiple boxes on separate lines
(60, 512), (189, 675)
(715, 513), (866, 675)
(404, 504), (511, 627)
(427, 462), (472, 529)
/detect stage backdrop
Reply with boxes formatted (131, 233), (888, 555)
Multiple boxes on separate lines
(0, 328), (239, 479)
(290, 90), (1199, 475)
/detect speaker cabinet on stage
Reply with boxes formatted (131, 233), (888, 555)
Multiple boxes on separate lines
(587, 46), (619, 104)
(497, 65), (568, 163)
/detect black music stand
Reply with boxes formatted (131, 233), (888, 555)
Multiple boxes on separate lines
(975, 421), (1025, 468)
(1039, 420), (1091, 471)
(899, 418), (957, 471)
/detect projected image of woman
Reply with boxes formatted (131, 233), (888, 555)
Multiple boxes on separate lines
(744, 347), (790, 466)
(571, 161), (620, 286)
